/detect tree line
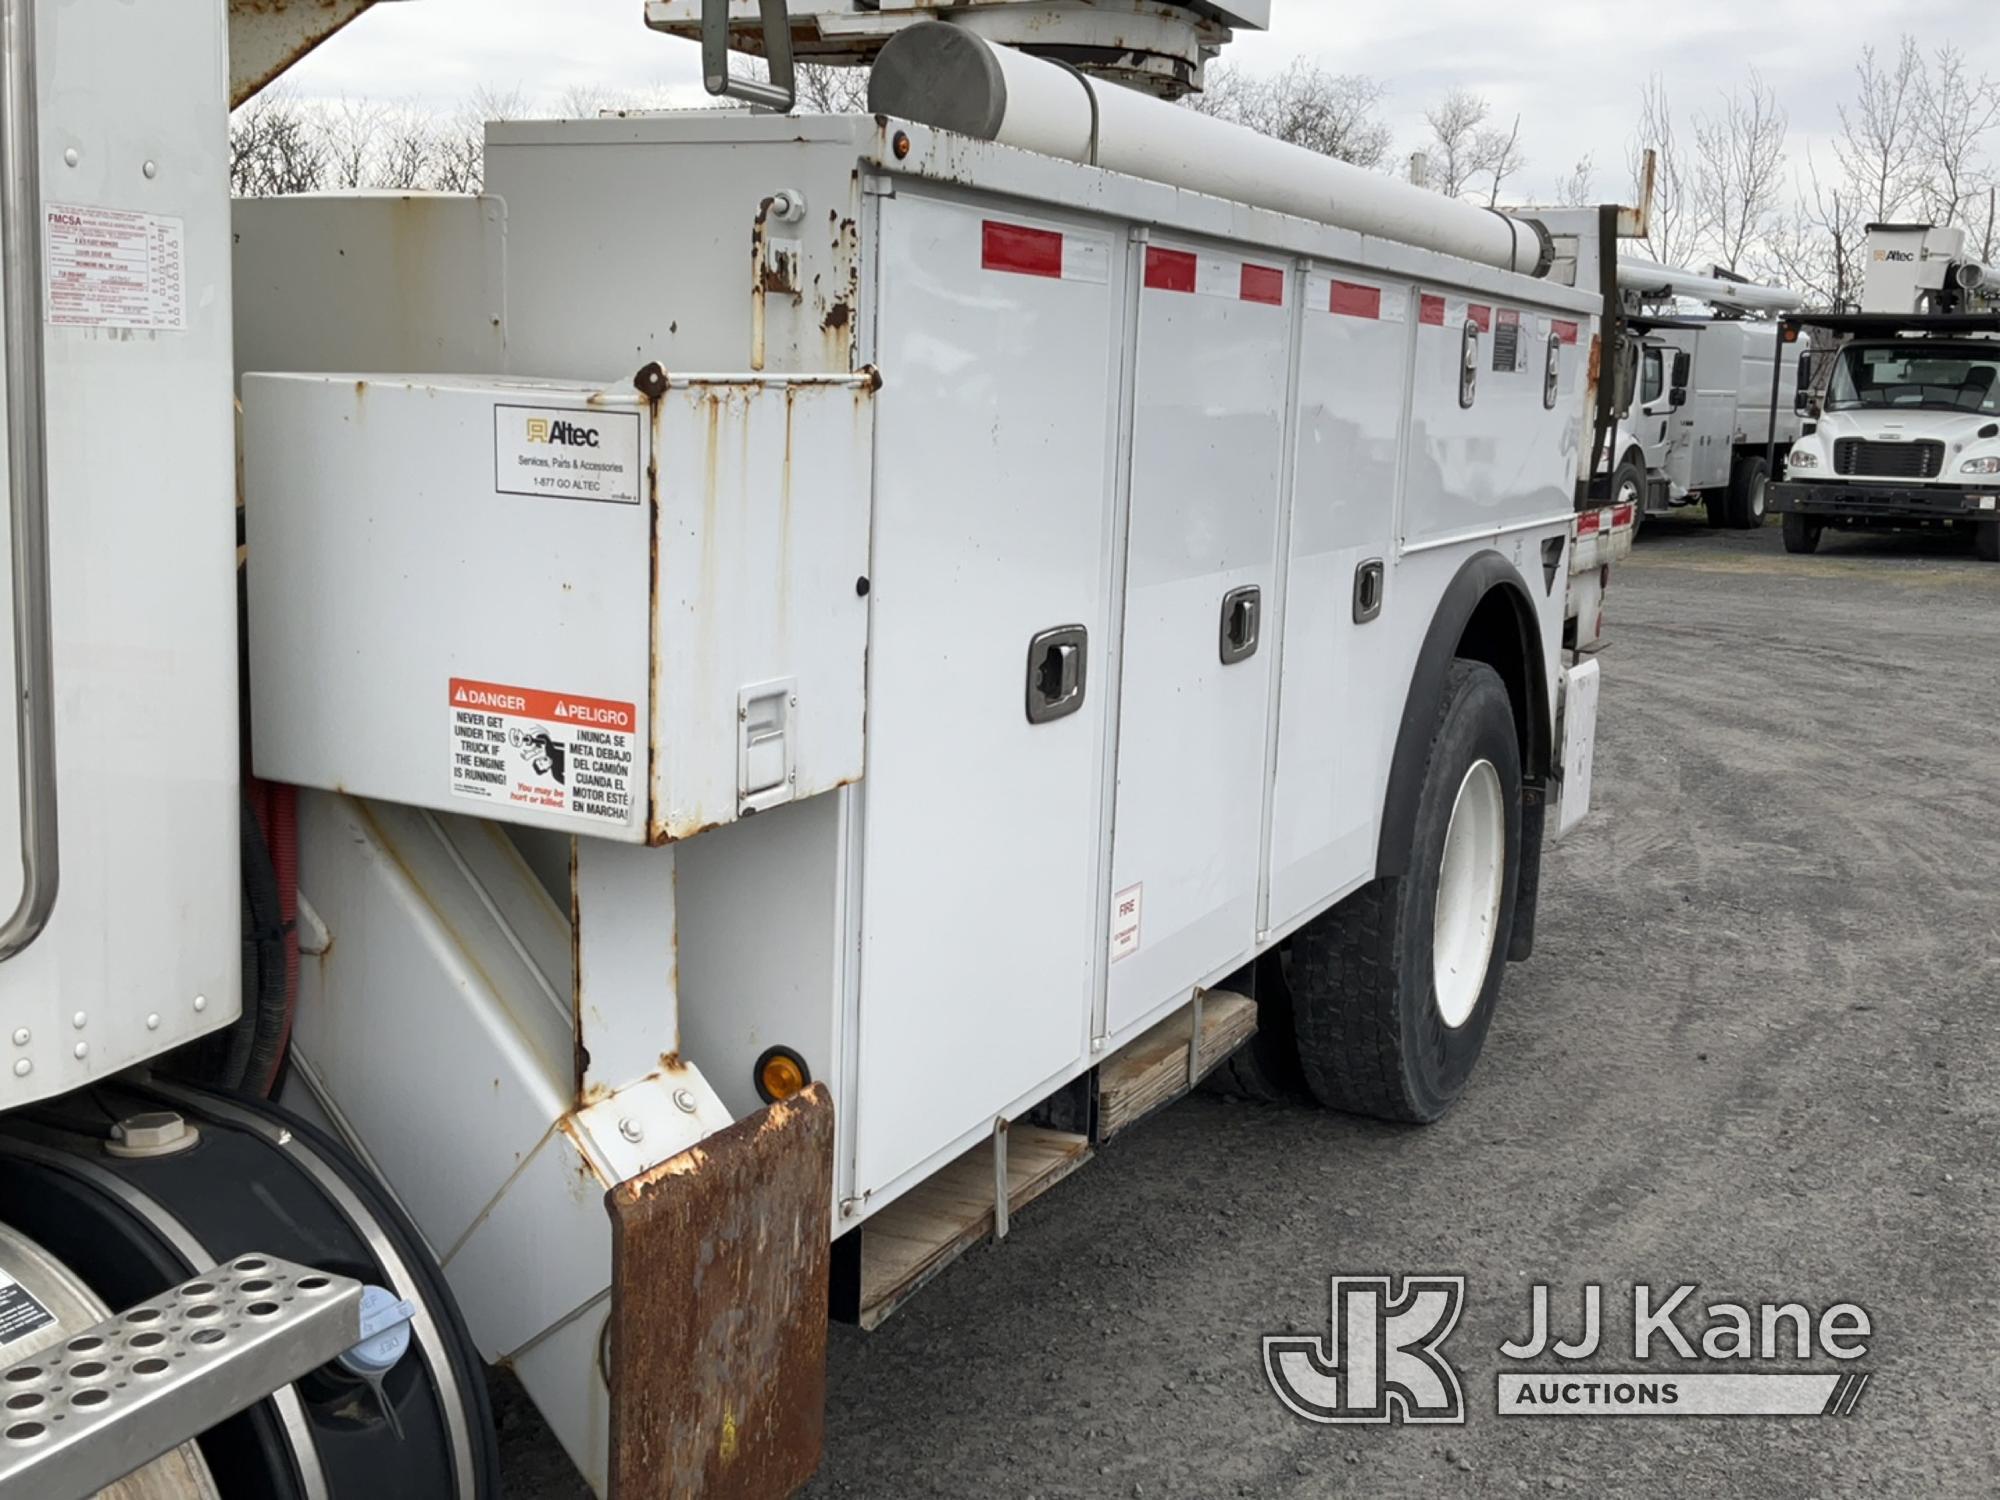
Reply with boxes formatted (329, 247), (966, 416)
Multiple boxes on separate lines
(1191, 36), (1997, 310)
(233, 36), (1996, 310)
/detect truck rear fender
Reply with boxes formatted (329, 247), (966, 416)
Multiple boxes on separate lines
(1375, 552), (1552, 956)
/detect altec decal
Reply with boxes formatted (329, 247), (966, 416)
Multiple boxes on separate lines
(1144, 247), (1287, 307)
(449, 678), (636, 825)
(981, 220), (1110, 285)
(527, 417), (601, 448)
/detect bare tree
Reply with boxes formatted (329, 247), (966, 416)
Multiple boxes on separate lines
(1913, 41), (2000, 229)
(431, 84), (527, 194)
(1765, 149), (1867, 309)
(796, 62), (871, 114)
(1422, 88), (1491, 198)
(230, 90), (328, 197)
(1834, 39), (1924, 224)
(1554, 153), (1595, 208)
(1418, 89), (1529, 204)
(314, 97), (386, 189)
(1475, 113), (1525, 206)
(1693, 69), (1788, 274)
(1189, 60), (1392, 169)
(1628, 74), (1706, 269)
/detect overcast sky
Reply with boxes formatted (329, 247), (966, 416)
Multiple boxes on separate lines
(286, 0), (1998, 203)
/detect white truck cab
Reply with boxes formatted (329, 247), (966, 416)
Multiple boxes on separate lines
(1771, 225), (2000, 559)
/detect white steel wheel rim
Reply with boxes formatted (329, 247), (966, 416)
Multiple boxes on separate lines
(1750, 472), (1768, 521)
(1616, 476), (1641, 508)
(1432, 759), (1505, 1030)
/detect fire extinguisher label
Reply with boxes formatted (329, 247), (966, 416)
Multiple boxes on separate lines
(448, 678), (638, 826)
(0, 1269), (55, 1348)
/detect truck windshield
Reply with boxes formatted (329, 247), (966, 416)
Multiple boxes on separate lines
(1826, 344), (2000, 413)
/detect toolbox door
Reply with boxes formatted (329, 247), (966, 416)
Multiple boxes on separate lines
(1104, 239), (1291, 1039)
(852, 193), (1122, 1197)
(1265, 271), (1410, 931)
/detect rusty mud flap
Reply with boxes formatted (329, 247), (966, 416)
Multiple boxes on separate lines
(605, 1084), (836, 1499)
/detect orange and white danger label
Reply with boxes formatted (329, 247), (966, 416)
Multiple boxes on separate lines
(449, 678), (636, 824)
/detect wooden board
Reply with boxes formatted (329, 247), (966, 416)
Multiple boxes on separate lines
(1097, 989), (1259, 1141)
(858, 1125), (1090, 1330)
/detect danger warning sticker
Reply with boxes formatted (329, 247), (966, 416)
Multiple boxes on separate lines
(449, 679), (637, 825)
(0, 1270), (55, 1347)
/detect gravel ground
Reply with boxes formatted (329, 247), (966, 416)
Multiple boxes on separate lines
(497, 513), (2000, 1497)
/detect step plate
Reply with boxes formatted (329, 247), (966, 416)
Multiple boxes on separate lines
(0, 1255), (363, 1500)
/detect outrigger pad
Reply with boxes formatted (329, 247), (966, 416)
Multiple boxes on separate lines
(605, 1083), (836, 1499)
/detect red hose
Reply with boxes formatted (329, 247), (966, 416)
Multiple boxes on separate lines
(262, 781), (300, 1097)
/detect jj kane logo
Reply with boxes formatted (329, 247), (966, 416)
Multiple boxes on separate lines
(1264, 1276), (1467, 1424)
(525, 416), (601, 448)
(1265, 1277), (1872, 1426)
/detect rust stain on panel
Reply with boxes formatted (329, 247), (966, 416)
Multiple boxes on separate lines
(606, 1085), (835, 1500)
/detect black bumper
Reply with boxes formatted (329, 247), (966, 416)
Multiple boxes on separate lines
(1770, 480), (2000, 523)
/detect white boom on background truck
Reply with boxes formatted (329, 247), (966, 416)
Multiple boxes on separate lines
(0, 3), (1642, 1497)
(1598, 259), (1803, 531)
(1772, 223), (2000, 560)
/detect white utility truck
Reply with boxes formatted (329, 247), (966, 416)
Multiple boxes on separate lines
(1772, 223), (2000, 559)
(1599, 259), (1802, 530)
(0, 2), (1640, 1497)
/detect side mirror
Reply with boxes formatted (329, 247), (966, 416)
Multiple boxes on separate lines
(1670, 385), (1688, 409)
(1668, 349), (1691, 408)
(1794, 350), (1815, 415)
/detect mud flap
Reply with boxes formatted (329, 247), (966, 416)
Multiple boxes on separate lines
(604, 1083), (836, 1499)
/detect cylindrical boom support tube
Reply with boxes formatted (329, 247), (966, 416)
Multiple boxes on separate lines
(870, 22), (1554, 278)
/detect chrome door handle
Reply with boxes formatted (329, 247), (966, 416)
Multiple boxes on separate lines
(1219, 586), (1260, 665)
(1026, 625), (1088, 725)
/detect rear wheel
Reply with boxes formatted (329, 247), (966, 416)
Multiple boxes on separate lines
(1726, 455), (1770, 529)
(1610, 458), (1647, 535)
(1287, 661), (1522, 1123)
(1782, 512), (1822, 555)
(1977, 519), (2000, 562)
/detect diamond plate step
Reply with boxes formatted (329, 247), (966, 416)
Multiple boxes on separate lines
(0, 1254), (363, 1500)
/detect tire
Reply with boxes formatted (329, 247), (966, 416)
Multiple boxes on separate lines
(1782, 512), (1821, 555)
(1977, 519), (2000, 562)
(1611, 457), (1646, 534)
(1726, 454), (1770, 529)
(1704, 492), (1728, 528)
(1287, 660), (1523, 1123)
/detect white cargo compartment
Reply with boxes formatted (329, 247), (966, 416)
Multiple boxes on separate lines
(244, 372), (874, 842)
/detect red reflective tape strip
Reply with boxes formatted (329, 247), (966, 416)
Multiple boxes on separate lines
(1552, 319), (1580, 345)
(983, 221), (1064, 279)
(1145, 247), (1198, 293)
(1497, 308), (1521, 326)
(1575, 512), (1602, 536)
(1241, 264), (1286, 306)
(1468, 304), (1493, 331)
(1611, 503), (1637, 528)
(1330, 280), (1382, 319)
(1420, 294), (1447, 326)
